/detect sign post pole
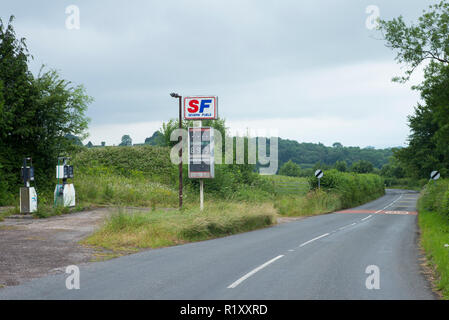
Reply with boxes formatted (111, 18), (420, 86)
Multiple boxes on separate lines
(200, 179), (204, 211)
(197, 120), (204, 211)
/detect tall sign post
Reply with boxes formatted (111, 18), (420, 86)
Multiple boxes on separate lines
(315, 169), (324, 189)
(170, 93), (183, 209)
(184, 96), (218, 211)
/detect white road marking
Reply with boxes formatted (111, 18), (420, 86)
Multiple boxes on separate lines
(338, 223), (357, 230)
(375, 194), (403, 213)
(361, 215), (372, 221)
(227, 255), (284, 289)
(299, 233), (330, 247)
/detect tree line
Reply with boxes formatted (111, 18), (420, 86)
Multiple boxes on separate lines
(0, 16), (91, 204)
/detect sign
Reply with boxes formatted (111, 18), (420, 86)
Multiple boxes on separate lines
(188, 127), (214, 178)
(430, 170), (440, 180)
(315, 169), (324, 179)
(184, 96), (218, 120)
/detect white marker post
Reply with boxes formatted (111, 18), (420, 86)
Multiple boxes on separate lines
(315, 169), (324, 189)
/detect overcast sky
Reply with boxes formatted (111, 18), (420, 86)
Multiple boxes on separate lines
(0, 0), (435, 148)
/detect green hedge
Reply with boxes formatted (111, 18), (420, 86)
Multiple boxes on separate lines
(420, 179), (449, 216)
(308, 169), (385, 208)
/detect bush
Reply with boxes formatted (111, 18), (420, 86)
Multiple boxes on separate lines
(308, 169), (385, 208)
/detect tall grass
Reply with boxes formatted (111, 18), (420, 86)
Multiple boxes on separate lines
(76, 169), (178, 208)
(82, 202), (277, 251)
(418, 179), (449, 299)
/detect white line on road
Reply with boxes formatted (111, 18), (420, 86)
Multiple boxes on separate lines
(361, 215), (372, 221)
(375, 194), (403, 213)
(299, 233), (330, 247)
(338, 223), (357, 230)
(227, 255), (284, 289)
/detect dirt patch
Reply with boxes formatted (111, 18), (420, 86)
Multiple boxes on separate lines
(0, 208), (114, 287)
(276, 216), (307, 224)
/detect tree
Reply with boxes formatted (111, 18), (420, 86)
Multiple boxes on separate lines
(119, 135), (132, 146)
(379, 1), (449, 83)
(278, 160), (301, 177)
(379, 1), (449, 178)
(351, 160), (374, 174)
(145, 131), (165, 146)
(0, 16), (92, 196)
(334, 160), (347, 172)
(332, 142), (343, 148)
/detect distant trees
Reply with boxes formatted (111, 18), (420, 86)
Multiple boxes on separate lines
(119, 135), (132, 146)
(350, 160), (374, 174)
(144, 131), (165, 146)
(334, 160), (347, 172)
(379, 1), (449, 178)
(279, 160), (301, 177)
(277, 138), (393, 170)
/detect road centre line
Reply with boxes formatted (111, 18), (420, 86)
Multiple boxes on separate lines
(375, 194), (403, 213)
(299, 233), (330, 247)
(228, 195), (406, 289)
(227, 255), (284, 289)
(338, 222), (357, 230)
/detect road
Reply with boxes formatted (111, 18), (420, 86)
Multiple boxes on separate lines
(0, 189), (436, 300)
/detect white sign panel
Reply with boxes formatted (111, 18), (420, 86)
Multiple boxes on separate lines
(315, 169), (324, 179)
(430, 170), (440, 180)
(184, 96), (218, 120)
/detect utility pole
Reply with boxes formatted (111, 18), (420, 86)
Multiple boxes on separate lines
(171, 92), (183, 209)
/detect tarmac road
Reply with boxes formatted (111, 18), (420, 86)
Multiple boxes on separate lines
(0, 189), (436, 300)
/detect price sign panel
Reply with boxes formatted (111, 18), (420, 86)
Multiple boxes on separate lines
(188, 127), (214, 179)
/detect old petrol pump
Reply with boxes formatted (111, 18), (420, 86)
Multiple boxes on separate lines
(54, 157), (75, 207)
(20, 157), (38, 214)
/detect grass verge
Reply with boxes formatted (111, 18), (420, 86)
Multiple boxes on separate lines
(417, 180), (449, 299)
(82, 201), (277, 251)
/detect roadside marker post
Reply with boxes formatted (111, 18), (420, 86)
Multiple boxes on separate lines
(315, 169), (324, 189)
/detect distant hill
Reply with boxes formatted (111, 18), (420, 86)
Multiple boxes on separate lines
(277, 139), (394, 169)
(144, 131), (395, 169)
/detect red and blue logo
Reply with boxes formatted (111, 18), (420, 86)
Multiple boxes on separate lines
(184, 96), (218, 120)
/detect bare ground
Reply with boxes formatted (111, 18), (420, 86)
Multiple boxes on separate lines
(0, 208), (112, 287)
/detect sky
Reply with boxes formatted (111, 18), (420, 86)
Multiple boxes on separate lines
(0, 0), (436, 148)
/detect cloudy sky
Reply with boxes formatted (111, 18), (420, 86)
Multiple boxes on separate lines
(0, 0), (434, 148)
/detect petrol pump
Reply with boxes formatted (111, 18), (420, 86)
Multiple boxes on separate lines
(20, 157), (38, 214)
(54, 157), (75, 207)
